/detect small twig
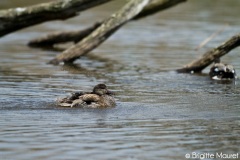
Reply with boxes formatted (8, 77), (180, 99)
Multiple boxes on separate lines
(194, 23), (229, 51)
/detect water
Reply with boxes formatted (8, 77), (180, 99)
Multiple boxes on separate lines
(0, 0), (240, 159)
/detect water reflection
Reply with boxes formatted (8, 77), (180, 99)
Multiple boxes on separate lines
(0, 0), (240, 159)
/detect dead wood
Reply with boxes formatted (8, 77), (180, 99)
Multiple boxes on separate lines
(47, 0), (186, 64)
(28, 22), (102, 47)
(0, 0), (112, 37)
(177, 33), (240, 73)
(48, 0), (153, 64)
(29, 0), (186, 47)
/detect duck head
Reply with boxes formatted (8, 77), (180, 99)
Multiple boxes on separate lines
(92, 84), (113, 96)
(209, 63), (236, 80)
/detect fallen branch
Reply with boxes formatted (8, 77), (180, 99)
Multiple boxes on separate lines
(47, 0), (186, 64)
(49, 0), (153, 64)
(29, 22), (102, 47)
(177, 33), (240, 73)
(29, 0), (186, 47)
(0, 0), (112, 37)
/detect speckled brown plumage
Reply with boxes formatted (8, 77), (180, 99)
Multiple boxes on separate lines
(56, 84), (116, 108)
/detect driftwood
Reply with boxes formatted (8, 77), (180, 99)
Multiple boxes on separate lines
(29, 22), (102, 47)
(29, 0), (186, 47)
(47, 0), (186, 64)
(177, 33), (240, 73)
(49, 0), (153, 64)
(0, 0), (112, 37)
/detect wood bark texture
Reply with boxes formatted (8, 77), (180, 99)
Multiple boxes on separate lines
(29, 0), (186, 47)
(49, 0), (153, 64)
(49, 0), (186, 64)
(177, 34), (240, 73)
(0, 0), (112, 37)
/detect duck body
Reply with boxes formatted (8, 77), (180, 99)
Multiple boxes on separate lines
(209, 62), (237, 80)
(57, 84), (116, 108)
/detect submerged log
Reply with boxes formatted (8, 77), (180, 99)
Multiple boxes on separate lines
(29, 0), (186, 47)
(0, 0), (112, 37)
(177, 34), (240, 73)
(48, 0), (186, 64)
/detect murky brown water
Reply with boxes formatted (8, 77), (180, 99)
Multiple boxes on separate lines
(0, 0), (240, 159)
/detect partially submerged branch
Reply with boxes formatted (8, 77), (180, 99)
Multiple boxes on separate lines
(177, 33), (240, 73)
(0, 0), (112, 37)
(49, 0), (153, 64)
(29, 0), (186, 47)
(47, 0), (186, 64)
(28, 22), (102, 47)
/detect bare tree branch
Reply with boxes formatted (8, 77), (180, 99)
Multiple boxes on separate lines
(177, 33), (240, 73)
(29, 0), (186, 47)
(0, 0), (112, 37)
(49, 0), (153, 64)
(47, 0), (186, 64)
(28, 22), (102, 47)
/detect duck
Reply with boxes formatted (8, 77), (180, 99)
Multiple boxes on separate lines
(209, 58), (237, 80)
(57, 84), (116, 108)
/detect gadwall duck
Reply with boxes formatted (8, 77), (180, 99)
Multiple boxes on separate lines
(57, 84), (116, 108)
(209, 59), (236, 80)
